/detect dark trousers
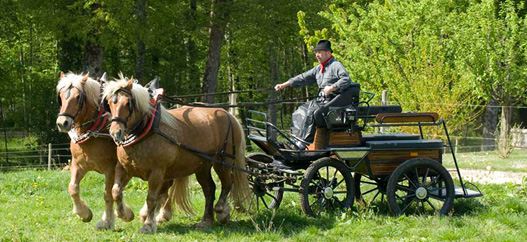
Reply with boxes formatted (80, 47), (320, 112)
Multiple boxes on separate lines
(313, 86), (360, 128)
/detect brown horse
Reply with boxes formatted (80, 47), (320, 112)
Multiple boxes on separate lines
(103, 78), (251, 233)
(56, 72), (187, 229)
(56, 72), (136, 230)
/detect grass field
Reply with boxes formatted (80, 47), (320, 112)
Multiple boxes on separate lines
(0, 168), (526, 241)
(443, 149), (527, 173)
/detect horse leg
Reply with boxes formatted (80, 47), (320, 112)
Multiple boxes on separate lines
(139, 169), (165, 234)
(112, 164), (134, 222)
(96, 171), (116, 230)
(140, 179), (172, 223)
(155, 180), (174, 224)
(213, 165), (232, 224)
(195, 167), (216, 229)
(68, 163), (93, 222)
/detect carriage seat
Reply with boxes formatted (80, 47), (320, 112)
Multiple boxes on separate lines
(366, 139), (444, 150)
(362, 133), (421, 143)
(375, 112), (439, 123)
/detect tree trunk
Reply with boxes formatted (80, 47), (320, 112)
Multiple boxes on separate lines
(267, 46), (279, 139)
(201, 0), (231, 103)
(84, 41), (103, 78)
(83, 3), (103, 78)
(135, 0), (147, 80)
(481, 98), (498, 151)
(186, 0), (198, 91)
(497, 103), (512, 157)
(226, 30), (238, 116)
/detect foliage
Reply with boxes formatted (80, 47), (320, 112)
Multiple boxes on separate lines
(1, 0), (526, 145)
(299, 0), (527, 134)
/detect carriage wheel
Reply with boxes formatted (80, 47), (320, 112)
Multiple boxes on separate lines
(386, 158), (454, 216)
(300, 157), (354, 217)
(247, 153), (284, 210)
(354, 174), (389, 206)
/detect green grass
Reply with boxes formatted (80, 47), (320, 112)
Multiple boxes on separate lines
(0, 169), (526, 241)
(443, 149), (527, 173)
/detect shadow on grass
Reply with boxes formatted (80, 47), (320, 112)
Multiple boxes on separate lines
(452, 198), (487, 216)
(157, 192), (489, 236)
(158, 208), (337, 237)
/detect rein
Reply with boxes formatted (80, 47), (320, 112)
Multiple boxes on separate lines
(110, 89), (253, 174)
(58, 85), (111, 144)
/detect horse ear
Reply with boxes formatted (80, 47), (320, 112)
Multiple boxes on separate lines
(145, 76), (159, 90)
(150, 76), (160, 90)
(99, 72), (107, 83)
(81, 73), (89, 85)
(60, 71), (65, 79)
(126, 78), (134, 90)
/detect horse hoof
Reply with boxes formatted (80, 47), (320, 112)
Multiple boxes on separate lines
(96, 220), (114, 230)
(217, 213), (230, 225)
(155, 209), (172, 224)
(215, 206), (231, 224)
(139, 224), (157, 234)
(78, 208), (93, 222)
(195, 220), (213, 230)
(117, 206), (134, 222)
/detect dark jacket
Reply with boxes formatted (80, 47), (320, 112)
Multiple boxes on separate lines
(285, 58), (355, 93)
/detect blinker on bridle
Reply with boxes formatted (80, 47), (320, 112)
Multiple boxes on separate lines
(108, 88), (135, 129)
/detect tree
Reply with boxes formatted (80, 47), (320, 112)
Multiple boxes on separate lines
(202, 0), (232, 103)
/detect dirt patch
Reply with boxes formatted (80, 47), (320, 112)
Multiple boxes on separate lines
(453, 169), (527, 184)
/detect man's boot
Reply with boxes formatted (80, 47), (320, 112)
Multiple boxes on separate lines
(313, 128), (329, 150)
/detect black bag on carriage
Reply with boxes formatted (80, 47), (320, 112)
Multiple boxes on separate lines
(291, 99), (321, 144)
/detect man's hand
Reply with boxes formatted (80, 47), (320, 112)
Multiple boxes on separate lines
(322, 85), (337, 96)
(274, 82), (288, 91)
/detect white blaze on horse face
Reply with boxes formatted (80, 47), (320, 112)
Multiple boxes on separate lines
(56, 88), (81, 132)
(108, 94), (131, 143)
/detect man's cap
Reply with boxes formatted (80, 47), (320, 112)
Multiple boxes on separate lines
(314, 39), (332, 53)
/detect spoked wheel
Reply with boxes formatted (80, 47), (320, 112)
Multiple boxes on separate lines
(386, 158), (454, 216)
(300, 157), (354, 217)
(247, 153), (284, 210)
(354, 174), (388, 205)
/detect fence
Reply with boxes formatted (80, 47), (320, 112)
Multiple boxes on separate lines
(1, 89), (525, 170)
(0, 143), (71, 171)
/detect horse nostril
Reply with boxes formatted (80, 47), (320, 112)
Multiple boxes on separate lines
(63, 120), (70, 128)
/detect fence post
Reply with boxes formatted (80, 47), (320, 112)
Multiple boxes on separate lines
(48, 143), (52, 170)
(454, 138), (459, 154)
(380, 90), (388, 133)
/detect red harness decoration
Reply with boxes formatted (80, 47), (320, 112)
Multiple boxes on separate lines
(69, 107), (110, 144)
(121, 88), (164, 147)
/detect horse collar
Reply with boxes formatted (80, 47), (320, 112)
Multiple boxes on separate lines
(68, 107), (110, 144)
(119, 102), (160, 147)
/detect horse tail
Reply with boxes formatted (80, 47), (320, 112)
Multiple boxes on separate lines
(168, 176), (195, 216)
(227, 112), (252, 211)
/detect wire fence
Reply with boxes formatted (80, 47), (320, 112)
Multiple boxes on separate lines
(0, 143), (71, 171)
(1, 137), (522, 171)
(1, 89), (525, 171)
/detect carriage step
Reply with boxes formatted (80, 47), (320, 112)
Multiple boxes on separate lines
(428, 187), (483, 199)
(454, 187), (483, 198)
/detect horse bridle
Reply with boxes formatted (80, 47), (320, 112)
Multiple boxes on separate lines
(57, 86), (86, 120)
(108, 88), (136, 129)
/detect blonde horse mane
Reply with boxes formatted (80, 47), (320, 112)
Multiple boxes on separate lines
(56, 72), (101, 108)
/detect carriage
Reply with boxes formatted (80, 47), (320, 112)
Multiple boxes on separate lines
(245, 91), (482, 217)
